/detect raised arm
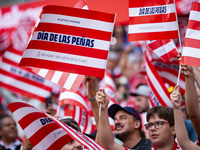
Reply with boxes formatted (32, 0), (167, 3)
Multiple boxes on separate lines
(181, 65), (200, 137)
(95, 88), (124, 150)
(171, 86), (199, 150)
(84, 76), (99, 127)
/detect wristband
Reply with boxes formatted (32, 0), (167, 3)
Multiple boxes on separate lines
(89, 97), (96, 101)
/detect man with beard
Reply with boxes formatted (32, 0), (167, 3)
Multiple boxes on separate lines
(95, 87), (152, 150)
(0, 115), (22, 150)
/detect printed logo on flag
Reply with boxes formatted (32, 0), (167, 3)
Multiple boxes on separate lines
(19, 5), (116, 78)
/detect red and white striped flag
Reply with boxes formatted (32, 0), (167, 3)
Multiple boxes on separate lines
(0, 47), (54, 102)
(147, 39), (178, 62)
(128, 0), (179, 41)
(180, 2), (200, 67)
(102, 70), (118, 105)
(8, 102), (105, 150)
(153, 60), (185, 95)
(19, 5), (116, 78)
(31, 0), (87, 92)
(144, 52), (173, 107)
(32, 68), (85, 92)
(59, 89), (89, 111)
(58, 89), (94, 134)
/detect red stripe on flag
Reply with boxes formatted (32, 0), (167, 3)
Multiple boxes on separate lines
(57, 72), (70, 87)
(160, 48), (178, 62)
(29, 123), (61, 146)
(184, 38), (200, 49)
(8, 102), (33, 113)
(0, 82), (46, 102)
(148, 40), (170, 49)
(47, 134), (73, 150)
(18, 112), (47, 129)
(36, 23), (112, 41)
(191, 2), (200, 12)
(187, 20), (200, 31)
(43, 5), (115, 23)
(0, 69), (52, 91)
(129, 0), (174, 7)
(181, 56), (200, 66)
(20, 58), (105, 78)
(128, 30), (179, 41)
(147, 77), (167, 106)
(129, 13), (176, 25)
(44, 70), (56, 81)
(27, 41), (109, 60)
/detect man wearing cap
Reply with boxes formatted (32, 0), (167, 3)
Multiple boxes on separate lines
(130, 84), (150, 113)
(95, 87), (152, 150)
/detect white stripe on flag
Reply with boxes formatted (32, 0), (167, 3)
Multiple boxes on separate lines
(146, 63), (173, 107)
(38, 68), (49, 77)
(85, 114), (92, 134)
(0, 74), (51, 98)
(158, 71), (185, 90)
(64, 73), (78, 90)
(41, 14), (114, 32)
(154, 41), (176, 56)
(0, 62), (54, 87)
(34, 128), (67, 150)
(54, 118), (100, 149)
(23, 49), (107, 69)
(189, 10), (200, 22)
(51, 71), (63, 84)
(31, 31), (111, 50)
(129, 4), (176, 17)
(59, 91), (88, 110)
(182, 47), (200, 58)
(128, 22), (178, 34)
(13, 107), (41, 121)
(185, 29), (200, 39)
(24, 118), (54, 138)
(74, 106), (81, 126)
(4, 51), (22, 63)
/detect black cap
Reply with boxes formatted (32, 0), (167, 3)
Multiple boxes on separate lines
(108, 104), (141, 122)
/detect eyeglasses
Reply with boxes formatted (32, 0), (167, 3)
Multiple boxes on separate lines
(144, 121), (171, 130)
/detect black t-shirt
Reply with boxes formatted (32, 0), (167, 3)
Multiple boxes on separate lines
(131, 138), (152, 150)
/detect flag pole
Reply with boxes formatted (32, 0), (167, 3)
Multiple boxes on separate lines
(174, 0), (182, 86)
(99, 71), (106, 116)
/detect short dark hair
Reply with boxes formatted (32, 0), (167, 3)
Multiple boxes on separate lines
(146, 106), (174, 126)
(60, 118), (81, 132)
(0, 114), (13, 130)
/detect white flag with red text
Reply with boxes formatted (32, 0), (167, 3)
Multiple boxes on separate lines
(19, 5), (116, 78)
(0, 47), (54, 102)
(8, 102), (105, 150)
(147, 39), (178, 62)
(180, 2), (200, 67)
(128, 0), (179, 41)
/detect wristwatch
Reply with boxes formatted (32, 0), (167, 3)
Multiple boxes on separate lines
(89, 97), (96, 101)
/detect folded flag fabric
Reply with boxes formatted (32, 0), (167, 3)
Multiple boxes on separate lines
(180, 2), (200, 67)
(19, 5), (116, 78)
(31, 0), (87, 92)
(146, 39), (178, 62)
(0, 47), (54, 102)
(128, 0), (179, 41)
(8, 102), (106, 150)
